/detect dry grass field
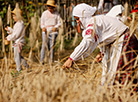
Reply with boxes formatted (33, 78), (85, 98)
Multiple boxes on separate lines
(0, 2), (138, 102)
(0, 55), (138, 102)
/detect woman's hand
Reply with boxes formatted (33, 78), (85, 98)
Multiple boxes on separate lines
(95, 53), (104, 63)
(5, 26), (12, 34)
(5, 26), (9, 32)
(42, 28), (47, 33)
(4, 37), (10, 45)
(62, 59), (73, 69)
(52, 27), (57, 32)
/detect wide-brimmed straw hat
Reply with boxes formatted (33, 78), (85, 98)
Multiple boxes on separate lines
(45, 0), (56, 7)
(12, 8), (23, 15)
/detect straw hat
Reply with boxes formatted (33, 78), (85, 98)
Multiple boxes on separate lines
(45, 0), (56, 7)
(12, 8), (23, 15)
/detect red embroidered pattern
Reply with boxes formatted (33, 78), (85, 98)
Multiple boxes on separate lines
(87, 24), (94, 27)
(69, 57), (73, 61)
(85, 29), (93, 35)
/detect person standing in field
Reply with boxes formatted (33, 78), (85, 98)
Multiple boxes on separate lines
(63, 3), (138, 86)
(40, 0), (61, 64)
(98, 0), (114, 14)
(5, 7), (29, 72)
(70, 1), (77, 28)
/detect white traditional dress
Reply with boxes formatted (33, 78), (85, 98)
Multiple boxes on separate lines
(70, 15), (128, 84)
(70, 3), (134, 85)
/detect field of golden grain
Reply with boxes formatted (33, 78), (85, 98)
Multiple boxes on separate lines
(0, 2), (138, 102)
(0, 55), (138, 102)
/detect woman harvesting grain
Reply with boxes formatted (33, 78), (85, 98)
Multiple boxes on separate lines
(5, 7), (29, 72)
(63, 3), (138, 86)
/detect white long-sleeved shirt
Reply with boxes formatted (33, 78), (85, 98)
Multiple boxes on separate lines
(40, 10), (61, 34)
(70, 15), (128, 61)
(7, 20), (25, 44)
(70, 15), (128, 85)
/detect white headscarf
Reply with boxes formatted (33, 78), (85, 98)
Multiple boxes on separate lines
(106, 5), (124, 17)
(73, 3), (97, 29)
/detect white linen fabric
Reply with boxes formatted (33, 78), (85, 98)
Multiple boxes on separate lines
(72, 3), (96, 29)
(79, 17), (92, 29)
(14, 46), (29, 71)
(70, 15), (128, 61)
(106, 5), (125, 22)
(101, 34), (124, 85)
(106, 5), (124, 17)
(40, 10), (61, 35)
(7, 20), (25, 44)
(73, 3), (97, 18)
(70, 15), (128, 84)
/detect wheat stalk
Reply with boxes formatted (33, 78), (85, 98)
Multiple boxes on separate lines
(0, 16), (2, 35)
(72, 31), (78, 46)
(15, 3), (22, 21)
(7, 4), (11, 25)
(7, 4), (14, 63)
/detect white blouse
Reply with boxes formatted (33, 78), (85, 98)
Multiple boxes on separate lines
(40, 10), (61, 34)
(70, 15), (128, 61)
(7, 20), (25, 44)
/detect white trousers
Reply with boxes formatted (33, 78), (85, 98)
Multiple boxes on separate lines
(14, 46), (29, 71)
(101, 35), (125, 85)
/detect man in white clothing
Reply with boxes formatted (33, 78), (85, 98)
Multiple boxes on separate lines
(98, 0), (114, 14)
(40, 0), (61, 64)
(63, 3), (138, 86)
